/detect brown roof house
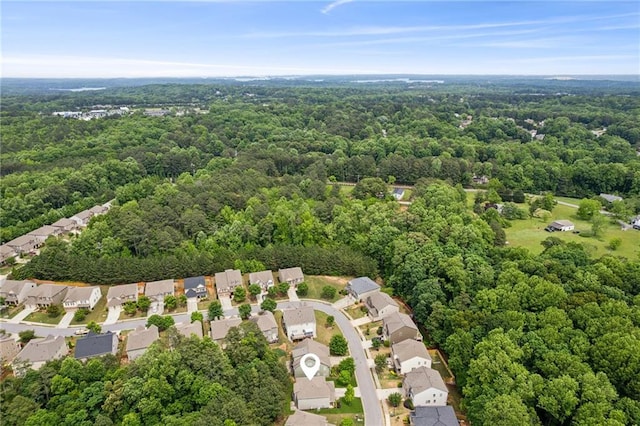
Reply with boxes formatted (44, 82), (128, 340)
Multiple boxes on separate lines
(126, 325), (159, 361)
(278, 267), (304, 287)
(0, 280), (37, 305)
(392, 339), (432, 375)
(282, 306), (316, 341)
(63, 286), (102, 311)
(106, 283), (139, 308)
(210, 317), (242, 344)
(25, 284), (68, 309)
(215, 269), (243, 296)
(144, 279), (174, 302)
(0, 245), (17, 264)
(293, 376), (336, 410)
(6, 235), (40, 254)
(285, 410), (333, 426)
(51, 218), (79, 234)
(366, 291), (399, 320)
(292, 339), (331, 378)
(403, 366), (448, 407)
(0, 336), (20, 365)
(27, 225), (62, 243)
(250, 310), (279, 343)
(13, 335), (67, 375)
(249, 270), (275, 291)
(175, 322), (204, 339)
(383, 312), (421, 344)
(71, 209), (94, 227)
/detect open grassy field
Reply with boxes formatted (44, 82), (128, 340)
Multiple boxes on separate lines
(505, 203), (639, 258)
(303, 276), (348, 302)
(315, 310), (344, 347)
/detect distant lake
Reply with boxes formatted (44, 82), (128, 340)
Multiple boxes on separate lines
(49, 87), (106, 92)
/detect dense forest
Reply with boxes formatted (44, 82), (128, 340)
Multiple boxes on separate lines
(3, 79), (640, 425)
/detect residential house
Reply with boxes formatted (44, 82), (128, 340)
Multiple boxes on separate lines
(278, 267), (305, 287)
(403, 366), (448, 407)
(51, 218), (79, 234)
(75, 331), (118, 360)
(183, 276), (208, 299)
(392, 188), (405, 200)
(63, 286), (102, 310)
(285, 410), (333, 426)
(366, 291), (399, 320)
(25, 284), (68, 309)
(632, 215), (640, 230)
(126, 325), (159, 361)
(410, 406), (459, 426)
(600, 193), (623, 203)
(210, 317), (242, 344)
(0, 245), (17, 264)
(0, 336), (20, 364)
(250, 310), (279, 343)
(472, 175), (489, 185)
(392, 339), (432, 374)
(293, 376), (335, 410)
(144, 279), (175, 302)
(71, 209), (93, 227)
(282, 306), (317, 341)
(6, 235), (40, 254)
(214, 269), (243, 296)
(547, 220), (575, 232)
(13, 335), (67, 375)
(249, 270), (275, 291)
(346, 277), (380, 301)
(292, 339), (331, 378)
(89, 205), (109, 215)
(0, 280), (37, 305)
(27, 225), (62, 243)
(106, 283), (139, 309)
(383, 312), (421, 344)
(175, 322), (204, 339)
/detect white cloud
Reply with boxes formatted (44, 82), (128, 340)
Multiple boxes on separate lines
(321, 0), (354, 15)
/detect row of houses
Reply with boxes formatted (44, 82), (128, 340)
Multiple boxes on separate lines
(0, 280), (102, 311)
(0, 204), (110, 264)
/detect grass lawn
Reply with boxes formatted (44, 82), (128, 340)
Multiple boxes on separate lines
(303, 276), (349, 303)
(344, 304), (367, 320)
(70, 285), (110, 325)
(119, 309), (147, 321)
(429, 349), (464, 417)
(315, 310), (344, 347)
(400, 189), (413, 201)
(359, 320), (382, 338)
(274, 311), (293, 352)
(197, 298), (214, 310)
(316, 397), (364, 425)
(554, 195), (583, 206)
(1, 304), (24, 319)
(378, 368), (403, 389)
(165, 305), (188, 315)
(25, 310), (62, 325)
(505, 203), (639, 258)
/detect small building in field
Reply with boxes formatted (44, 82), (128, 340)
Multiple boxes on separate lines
(600, 193), (622, 203)
(392, 188), (405, 200)
(547, 220), (575, 232)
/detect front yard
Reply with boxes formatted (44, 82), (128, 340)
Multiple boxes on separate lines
(24, 309), (62, 325)
(315, 310), (344, 347)
(70, 285), (110, 325)
(1, 304), (24, 319)
(303, 276), (349, 303)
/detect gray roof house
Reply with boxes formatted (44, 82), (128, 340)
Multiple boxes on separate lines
(292, 339), (331, 378)
(6, 234), (40, 254)
(383, 312), (421, 344)
(75, 331), (118, 360)
(293, 376), (336, 410)
(144, 279), (175, 301)
(210, 317), (242, 343)
(0, 245), (17, 264)
(126, 325), (159, 361)
(27, 225), (62, 242)
(63, 286), (102, 310)
(548, 220), (575, 232)
(89, 205), (109, 215)
(13, 335), (67, 375)
(278, 267), (304, 286)
(410, 406), (459, 426)
(403, 366), (448, 407)
(51, 218), (79, 233)
(249, 270), (275, 291)
(366, 291), (400, 320)
(600, 193), (623, 203)
(106, 283), (139, 308)
(286, 410), (333, 426)
(392, 339), (432, 374)
(183, 276), (208, 299)
(282, 306), (317, 341)
(25, 284), (69, 309)
(250, 310), (279, 343)
(0, 336), (20, 364)
(346, 277), (380, 301)
(175, 322), (204, 339)
(71, 209), (94, 226)
(392, 188), (405, 200)
(0, 280), (37, 305)
(214, 269), (243, 296)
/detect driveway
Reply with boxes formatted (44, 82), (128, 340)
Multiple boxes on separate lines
(104, 306), (121, 325)
(278, 300), (383, 426)
(351, 317), (372, 327)
(56, 311), (75, 328)
(287, 286), (299, 302)
(332, 296), (354, 310)
(187, 298), (198, 313)
(219, 295), (232, 311)
(148, 301), (163, 316)
(8, 307), (36, 324)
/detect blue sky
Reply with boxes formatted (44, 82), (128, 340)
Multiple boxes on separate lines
(2, 1), (639, 77)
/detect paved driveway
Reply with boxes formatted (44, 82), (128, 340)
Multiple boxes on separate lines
(219, 295), (232, 311)
(332, 296), (354, 310)
(148, 301), (163, 316)
(287, 287), (299, 302)
(104, 306), (121, 325)
(351, 317), (372, 327)
(56, 311), (75, 328)
(187, 298), (198, 313)
(8, 307), (36, 324)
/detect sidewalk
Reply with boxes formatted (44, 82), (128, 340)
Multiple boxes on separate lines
(8, 307), (35, 324)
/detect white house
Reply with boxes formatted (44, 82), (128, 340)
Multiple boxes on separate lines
(63, 286), (102, 310)
(392, 339), (432, 374)
(403, 366), (448, 407)
(548, 220), (575, 232)
(282, 306), (316, 341)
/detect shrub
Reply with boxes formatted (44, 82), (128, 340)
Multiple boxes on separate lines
(73, 308), (89, 322)
(296, 283), (309, 297)
(321, 286), (337, 300)
(330, 335), (348, 356)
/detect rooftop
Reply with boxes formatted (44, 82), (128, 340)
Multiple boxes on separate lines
(292, 339), (330, 369)
(144, 279), (174, 296)
(175, 322), (204, 339)
(283, 306), (316, 327)
(384, 312), (419, 335)
(214, 269), (243, 292)
(210, 317), (242, 341)
(278, 267), (304, 282)
(347, 277), (380, 295)
(410, 406), (458, 426)
(367, 291), (399, 311)
(294, 376), (335, 401)
(126, 325), (159, 352)
(250, 310), (278, 333)
(74, 331), (116, 359)
(64, 286), (99, 303)
(15, 335), (66, 364)
(404, 366), (448, 394)
(392, 339), (431, 363)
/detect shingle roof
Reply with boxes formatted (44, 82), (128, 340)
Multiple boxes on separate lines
(184, 276), (206, 290)
(292, 339), (330, 369)
(15, 335), (66, 364)
(384, 312), (419, 335)
(28, 225), (58, 237)
(249, 270), (274, 285)
(64, 286), (99, 304)
(285, 410), (331, 426)
(51, 218), (76, 228)
(73, 210), (93, 221)
(600, 193), (622, 203)
(175, 322), (204, 338)
(28, 283), (68, 299)
(404, 366), (448, 394)
(250, 310), (278, 333)
(410, 406), (458, 426)
(366, 291), (398, 311)
(347, 277), (380, 296)
(6, 235), (37, 248)
(144, 279), (174, 297)
(0, 245), (16, 256)
(551, 220), (574, 227)
(107, 283), (139, 302)
(283, 306), (316, 328)
(214, 269), (243, 292)
(278, 267), (304, 283)
(210, 317), (242, 341)
(0, 280), (35, 296)
(294, 376), (335, 401)
(74, 331), (116, 359)
(392, 339), (431, 364)
(126, 325), (159, 352)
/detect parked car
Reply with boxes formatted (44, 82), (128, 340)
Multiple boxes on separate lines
(75, 328), (89, 336)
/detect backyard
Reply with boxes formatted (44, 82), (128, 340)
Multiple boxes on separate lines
(315, 397), (364, 426)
